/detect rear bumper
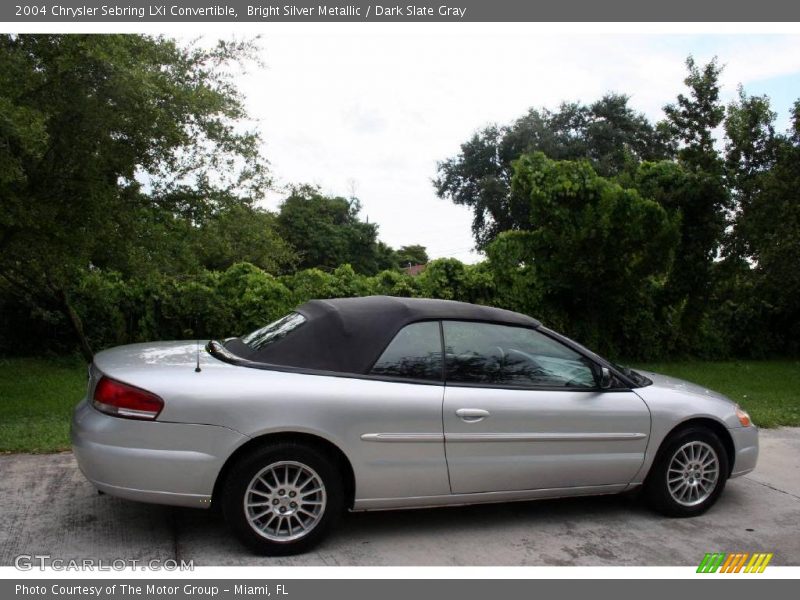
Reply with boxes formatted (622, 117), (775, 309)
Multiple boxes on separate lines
(729, 425), (759, 478)
(71, 399), (248, 508)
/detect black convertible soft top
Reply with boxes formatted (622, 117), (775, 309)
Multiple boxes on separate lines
(221, 295), (541, 375)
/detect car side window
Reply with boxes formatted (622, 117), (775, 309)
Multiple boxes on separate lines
(370, 321), (443, 382)
(442, 321), (596, 388)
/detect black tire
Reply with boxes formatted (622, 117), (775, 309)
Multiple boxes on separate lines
(644, 426), (729, 517)
(222, 442), (344, 555)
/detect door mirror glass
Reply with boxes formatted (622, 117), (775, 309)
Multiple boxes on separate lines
(598, 366), (613, 389)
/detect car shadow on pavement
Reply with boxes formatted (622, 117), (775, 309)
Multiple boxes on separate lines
(167, 480), (794, 566)
(170, 491), (659, 566)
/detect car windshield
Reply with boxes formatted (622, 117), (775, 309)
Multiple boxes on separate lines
(241, 312), (307, 350)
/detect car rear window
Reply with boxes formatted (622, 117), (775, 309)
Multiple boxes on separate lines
(241, 312), (307, 351)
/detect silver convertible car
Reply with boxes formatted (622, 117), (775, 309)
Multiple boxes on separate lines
(72, 296), (758, 555)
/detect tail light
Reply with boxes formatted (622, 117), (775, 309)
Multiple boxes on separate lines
(93, 377), (164, 420)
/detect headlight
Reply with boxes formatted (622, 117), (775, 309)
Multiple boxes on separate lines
(736, 405), (752, 427)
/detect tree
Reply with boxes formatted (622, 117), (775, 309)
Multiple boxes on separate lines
(276, 185), (394, 275)
(435, 94), (672, 249)
(724, 87), (779, 259)
(433, 124), (510, 250)
(663, 56), (726, 174)
(0, 34), (267, 360)
(373, 241), (401, 273)
(657, 56), (730, 343)
(416, 258), (493, 304)
(726, 101), (800, 354)
(488, 153), (679, 357)
(194, 204), (297, 274)
(395, 244), (429, 267)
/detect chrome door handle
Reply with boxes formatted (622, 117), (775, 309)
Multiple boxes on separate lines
(456, 408), (490, 422)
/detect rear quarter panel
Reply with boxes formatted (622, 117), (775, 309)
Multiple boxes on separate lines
(97, 350), (451, 502)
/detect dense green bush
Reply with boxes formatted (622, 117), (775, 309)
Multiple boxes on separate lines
(0, 260), (488, 356)
(0, 254), (795, 362)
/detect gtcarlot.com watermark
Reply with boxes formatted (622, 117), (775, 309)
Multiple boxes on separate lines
(14, 554), (194, 571)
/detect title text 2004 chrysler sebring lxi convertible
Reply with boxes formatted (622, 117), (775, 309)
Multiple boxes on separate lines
(72, 296), (758, 555)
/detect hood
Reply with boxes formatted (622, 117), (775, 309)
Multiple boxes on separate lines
(638, 370), (735, 405)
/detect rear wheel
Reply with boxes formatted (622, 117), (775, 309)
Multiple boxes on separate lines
(644, 427), (729, 517)
(222, 443), (343, 555)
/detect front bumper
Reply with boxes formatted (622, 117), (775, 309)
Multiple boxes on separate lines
(729, 424), (759, 478)
(71, 399), (248, 508)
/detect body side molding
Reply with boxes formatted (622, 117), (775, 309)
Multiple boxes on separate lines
(360, 432), (647, 443)
(360, 433), (444, 442)
(446, 432), (647, 442)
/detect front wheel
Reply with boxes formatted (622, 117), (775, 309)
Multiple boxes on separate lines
(644, 427), (729, 517)
(222, 443), (343, 555)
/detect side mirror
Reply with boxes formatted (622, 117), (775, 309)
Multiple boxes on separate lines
(596, 366), (613, 390)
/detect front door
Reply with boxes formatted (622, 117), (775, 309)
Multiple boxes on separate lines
(440, 321), (651, 494)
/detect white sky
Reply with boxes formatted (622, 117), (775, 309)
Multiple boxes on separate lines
(232, 30), (800, 263)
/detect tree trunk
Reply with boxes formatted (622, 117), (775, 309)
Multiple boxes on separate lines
(59, 289), (94, 362)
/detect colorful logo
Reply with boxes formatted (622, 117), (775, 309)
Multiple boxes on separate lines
(697, 552), (773, 573)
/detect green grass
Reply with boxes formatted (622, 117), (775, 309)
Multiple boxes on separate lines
(634, 360), (800, 428)
(0, 357), (87, 453)
(0, 357), (798, 453)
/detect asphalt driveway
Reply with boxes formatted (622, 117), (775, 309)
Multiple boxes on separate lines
(1, 428), (798, 566)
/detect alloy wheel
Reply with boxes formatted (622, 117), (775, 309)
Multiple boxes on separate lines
(666, 441), (720, 507)
(244, 460), (327, 542)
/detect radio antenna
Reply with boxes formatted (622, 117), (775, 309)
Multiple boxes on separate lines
(192, 275), (202, 373)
